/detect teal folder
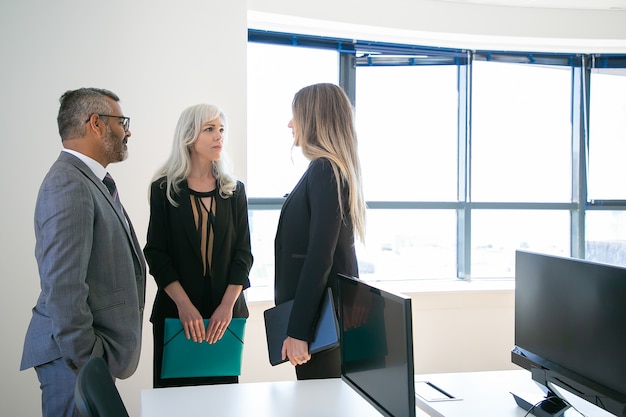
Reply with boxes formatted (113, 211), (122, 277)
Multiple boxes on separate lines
(161, 318), (246, 379)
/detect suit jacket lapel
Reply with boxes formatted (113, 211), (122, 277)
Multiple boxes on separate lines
(63, 153), (128, 228)
(177, 182), (231, 269)
(59, 152), (145, 271)
(277, 163), (309, 234)
(211, 194), (228, 262)
(59, 152), (111, 204)
(177, 184), (204, 263)
(122, 207), (147, 275)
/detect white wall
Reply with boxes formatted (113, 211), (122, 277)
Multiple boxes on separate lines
(1, 1), (625, 416)
(1, 1), (247, 416)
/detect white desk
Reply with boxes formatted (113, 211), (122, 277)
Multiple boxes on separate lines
(414, 370), (614, 417)
(141, 370), (615, 417)
(141, 378), (395, 417)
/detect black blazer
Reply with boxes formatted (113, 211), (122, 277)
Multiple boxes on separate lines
(144, 177), (252, 323)
(274, 158), (358, 342)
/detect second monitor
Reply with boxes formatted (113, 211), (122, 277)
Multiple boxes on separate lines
(337, 274), (416, 417)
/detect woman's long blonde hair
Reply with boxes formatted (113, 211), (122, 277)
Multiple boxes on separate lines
(152, 103), (237, 206)
(292, 83), (366, 242)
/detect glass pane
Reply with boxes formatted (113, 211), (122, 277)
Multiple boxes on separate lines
(247, 43), (338, 197)
(471, 210), (570, 278)
(355, 66), (459, 201)
(247, 208), (457, 298)
(588, 68), (626, 200)
(472, 61), (572, 202)
(247, 209), (280, 300)
(358, 209), (456, 281)
(586, 211), (626, 267)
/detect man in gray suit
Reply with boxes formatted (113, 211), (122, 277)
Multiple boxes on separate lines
(20, 88), (146, 417)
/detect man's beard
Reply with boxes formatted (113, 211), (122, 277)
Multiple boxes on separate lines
(103, 126), (128, 163)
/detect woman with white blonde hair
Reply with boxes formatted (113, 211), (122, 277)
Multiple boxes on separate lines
(144, 103), (253, 387)
(274, 83), (366, 380)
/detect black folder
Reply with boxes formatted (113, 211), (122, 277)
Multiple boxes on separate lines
(264, 287), (339, 366)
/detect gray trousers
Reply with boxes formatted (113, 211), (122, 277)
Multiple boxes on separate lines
(35, 357), (80, 417)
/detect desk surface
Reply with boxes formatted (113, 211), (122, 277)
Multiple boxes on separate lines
(414, 370), (614, 417)
(141, 378), (390, 417)
(414, 370), (545, 417)
(142, 370), (615, 417)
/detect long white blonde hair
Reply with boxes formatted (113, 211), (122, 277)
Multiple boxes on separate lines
(152, 103), (237, 206)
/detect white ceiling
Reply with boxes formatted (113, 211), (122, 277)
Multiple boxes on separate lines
(434, 0), (626, 10)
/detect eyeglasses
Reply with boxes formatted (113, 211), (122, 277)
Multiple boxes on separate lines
(86, 114), (131, 131)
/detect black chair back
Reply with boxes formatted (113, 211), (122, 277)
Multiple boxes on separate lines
(75, 356), (130, 417)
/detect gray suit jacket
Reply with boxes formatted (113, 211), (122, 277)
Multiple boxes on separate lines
(20, 151), (146, 379)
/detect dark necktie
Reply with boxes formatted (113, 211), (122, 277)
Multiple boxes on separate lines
(103, 173), (142, 271)
(103, 172), (130, 232)
(103, 173), (121, 206)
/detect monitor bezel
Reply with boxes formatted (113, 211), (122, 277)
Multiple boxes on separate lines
(337, 273), (416, 417)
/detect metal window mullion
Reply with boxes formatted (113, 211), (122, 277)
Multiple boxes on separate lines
(457, 52), (471, 280)
(339, 52), (356, 106)
(570, 59), (590, 258)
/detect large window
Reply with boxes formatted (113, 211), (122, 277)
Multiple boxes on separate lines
(246, 41), (339, 299)
(357, 210), (457, 281)
(586, 64), (626, 266)
(356, 65), (459, 201)
(354, 65), (460, 280)
(247, 42), (337, 197)
(471, 61), (572, 203)
(246, 30), (626, 297)
(469, 60), (573, 276)
(471, 210), (570, 277)
(588, 67), (626, 201)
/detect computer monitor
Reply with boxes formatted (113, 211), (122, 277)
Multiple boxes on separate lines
(337, 274), (416, 417)
(512, 250), (626, 417)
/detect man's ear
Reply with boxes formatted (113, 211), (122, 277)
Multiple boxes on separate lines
(85, 113), (106, 136)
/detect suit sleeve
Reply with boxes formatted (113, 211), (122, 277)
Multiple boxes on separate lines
(288, 160), (343, 341)
(143, 181), (182, 289)
(34, 171), (101, 370)
(227, 181), (253, 289)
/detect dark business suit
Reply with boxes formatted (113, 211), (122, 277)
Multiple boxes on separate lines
(274, 158), (359, 379)
(144, 177), (252, 386)
(21, 151), (146, 415)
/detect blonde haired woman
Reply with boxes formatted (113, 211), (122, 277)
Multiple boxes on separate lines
(274, 83), (366, 380)
(144, 103), (253, 387)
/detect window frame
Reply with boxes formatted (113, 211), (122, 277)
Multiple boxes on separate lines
(247, 28), (626, 282)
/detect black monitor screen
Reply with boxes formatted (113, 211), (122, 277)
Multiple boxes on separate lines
(338, 274), (415, 417)
(513, 250), (626, 415)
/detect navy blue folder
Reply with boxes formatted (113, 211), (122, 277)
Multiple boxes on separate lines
(264, 287), (339, 366)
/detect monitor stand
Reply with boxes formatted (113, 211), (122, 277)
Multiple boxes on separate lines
(511, 391), (569, 417)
